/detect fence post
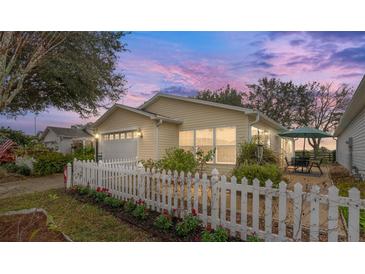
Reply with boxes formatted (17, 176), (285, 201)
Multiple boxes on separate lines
(348, 187), (360, 242)
(310, 185), (320, 241)
(240, 177), (248, 240)
(66, 163), (72, 188)
(328, 186), (339, 242)
(211, 168), (219, 230)
(293, 183), (303, 241)
(264, 180), (273, 242)
(252, 178), (260, 234)
(230, 176), (237, 237)
(137, 162), (145, 200)
(98, 160), (103, 187)
(278, 181), (287, 241)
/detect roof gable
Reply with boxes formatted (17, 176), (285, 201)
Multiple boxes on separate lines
(42, 127), (92, 139)
(92, 104), (182, 128)
(139, 93), (287, 131)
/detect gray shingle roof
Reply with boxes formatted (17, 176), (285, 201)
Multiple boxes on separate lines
(45, 127), (92, 138)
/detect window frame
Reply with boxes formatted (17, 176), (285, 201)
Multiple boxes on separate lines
(178, 126), (237, 165)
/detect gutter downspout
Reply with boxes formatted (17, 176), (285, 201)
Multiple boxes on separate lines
(155, 119), (163, 160)
(248, 112), (260, 142)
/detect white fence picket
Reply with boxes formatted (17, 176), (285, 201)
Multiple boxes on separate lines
(310, 185), (320, 241)
(202, 173), (208, 226)
(278, 181), (287, 241)
(230, 176), (237, 236)
(252, 178), (260, 234)
(240, 178), (248, 240)
(328, 186), (339, 242)
(264, 180), (273, 242)
(70, 159), (365, 242)
(220, 175), (227, 227)
(348, 187), (360, 242)
(293, 183), (303, 241)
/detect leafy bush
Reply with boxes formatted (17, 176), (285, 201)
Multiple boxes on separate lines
(140, 158), (162, 170)
(33, 151), (71, 176)
(16, 164), (31, 176)
(2, 163), (19, 173)
(104, 196), (123, 208)
(196, 147), (215, 173)
(154, 210), (173, 231)
(124, 199), (136, 213)
(72, 146), (95, 161)
(78, 186), (90, 195)
(175, 214), (201, 237)
(246, 234), (262, 242)
(201, 227), (229, 242)
(236, 142), (277, 166)
(232, 164), (282, 187)
(159, 148), (197, 173)
(132, 204), (147, 220)
(0, 127), (33, 146)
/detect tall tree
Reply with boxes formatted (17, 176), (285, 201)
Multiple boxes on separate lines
(195, 84), (243, 106)
(243, 78), (309, 128)
(243, 77), (353, 154)
(0, 32), (128, 117)
(303, 82), (352, 153)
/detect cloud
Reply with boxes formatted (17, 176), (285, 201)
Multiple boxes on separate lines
(155, 86), (198, 97)
(290, 39), (306, 46)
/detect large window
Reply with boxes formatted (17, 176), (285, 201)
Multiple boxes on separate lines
(251, 126), (270, 147)
(179, 127), (236, 164)
(179, 130), (194, 152)
(216, 127), (236, 164)
(196, 129), (213, 155)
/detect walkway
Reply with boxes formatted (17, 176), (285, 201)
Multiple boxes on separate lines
(0, 174), (64, 199)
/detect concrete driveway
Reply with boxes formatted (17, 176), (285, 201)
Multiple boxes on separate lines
(0, 174), (64, 199)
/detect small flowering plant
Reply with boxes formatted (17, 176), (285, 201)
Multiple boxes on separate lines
(94, 187), (111, 203)
(154, 210), (173, 231)
(175, 214), (201, 237)
(132, 201), (148, 220)
(124, 199), (136, 212)
(201, 226), (228, 242)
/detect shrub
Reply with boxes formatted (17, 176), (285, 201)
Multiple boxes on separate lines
(246, 234), (262, 242)
(78, 186), (90, 195)
(232, 164), (282, 187)
(2, 163), (19, 173)
(33, 151), (71, 176)
(16, 164), (31, 176)
(132, 204), (147, 220)
(154, 210), (173, 231)
(140, 159), (162, 170)
(72, 146), (95, 161)
(104, 196), (123, 208)
(236, 142), (277, 166)
(124, 199), (136, 213)
(201, 227), (229, 242)
(159, 148), (198, 173)
(196, 147), (215, 173)
(87, 189), (98, 200)
(175, 214), (201, 237)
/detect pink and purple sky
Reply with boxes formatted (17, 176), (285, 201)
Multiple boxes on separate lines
(1, 31), (364, 149)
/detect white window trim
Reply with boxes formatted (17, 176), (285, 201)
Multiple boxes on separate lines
(178, 126), (237, 165)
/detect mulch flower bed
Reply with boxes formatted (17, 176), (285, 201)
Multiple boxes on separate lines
(0, 211), (68, 242)
(67, 186), (243, 242)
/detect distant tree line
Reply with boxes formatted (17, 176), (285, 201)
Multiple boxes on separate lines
(195, 78), (353, 153)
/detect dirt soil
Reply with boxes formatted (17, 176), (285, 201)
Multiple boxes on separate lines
(0, 212), (67, 241)
(0, 173), (64, 199)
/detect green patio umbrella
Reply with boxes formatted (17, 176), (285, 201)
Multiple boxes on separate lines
(278, 127), (333, 156)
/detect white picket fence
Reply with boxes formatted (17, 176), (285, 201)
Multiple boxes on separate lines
(67, 159), (365, 242)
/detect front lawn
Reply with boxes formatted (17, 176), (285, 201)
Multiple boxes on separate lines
(0, 189), (159, 241)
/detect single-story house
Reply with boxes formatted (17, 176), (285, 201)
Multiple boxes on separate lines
(41, 126), (94, 154)
(93, 93), (294, 174)
(334, 75), (365, 179)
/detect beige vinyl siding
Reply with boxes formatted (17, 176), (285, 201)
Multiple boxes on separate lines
(158, 122), (179, 159)
(337, 107), (365, 176)
(95, 108), (156, 160)
(143, 96), (249, 175)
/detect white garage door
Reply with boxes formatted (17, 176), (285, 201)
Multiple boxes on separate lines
(101, 139), (138, 160)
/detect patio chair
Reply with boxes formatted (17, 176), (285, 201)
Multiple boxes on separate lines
(284, 156), (297, 173)
(308, 158), (323, 175)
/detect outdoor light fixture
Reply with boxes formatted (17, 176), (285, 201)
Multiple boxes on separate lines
(95, 133), (100, 139)
(256, 144), (264, 163)
(136, 129), (143, 138)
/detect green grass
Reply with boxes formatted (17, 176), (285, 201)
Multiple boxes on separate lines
(0, 189), (158, 242)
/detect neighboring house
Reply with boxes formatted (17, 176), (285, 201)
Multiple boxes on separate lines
(334, 75), (365, 179)
(41, 126), (93, 154)
(93, 93), (294, 174)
